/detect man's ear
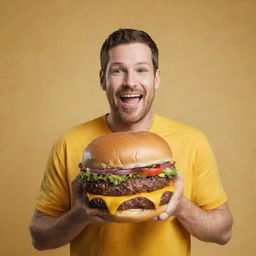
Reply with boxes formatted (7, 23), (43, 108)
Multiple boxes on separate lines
(99, 70), (106, 91)
(154, 69), (160, 90)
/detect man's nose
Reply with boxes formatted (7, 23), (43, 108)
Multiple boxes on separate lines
(123, 71), (136, 87)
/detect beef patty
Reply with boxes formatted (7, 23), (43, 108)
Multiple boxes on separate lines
(89, 191), (173, 211)
(83, 176), (171, 196)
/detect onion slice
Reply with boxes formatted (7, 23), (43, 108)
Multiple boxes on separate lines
(109, 169), (135, 175)
(86, 168), (116, 174)
(156, 163), (175, 168)
(78, 162), (175, 175)
(85, 168), (135, 175)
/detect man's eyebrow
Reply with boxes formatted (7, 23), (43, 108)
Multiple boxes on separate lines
(109, 62), (123, 66)
(136, 61), (152, 66)
(109, 61), (152, 66)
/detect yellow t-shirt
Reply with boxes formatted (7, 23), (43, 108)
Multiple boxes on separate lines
(35, 114), (227, 256)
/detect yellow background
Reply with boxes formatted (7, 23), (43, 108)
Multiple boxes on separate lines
(1, 0), (255, 255)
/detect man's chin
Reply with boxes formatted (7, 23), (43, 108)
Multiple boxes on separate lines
(118, 110), (150, 125)
(109, 99), (153, 126)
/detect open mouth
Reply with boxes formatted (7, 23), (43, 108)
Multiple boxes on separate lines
(119, 94), (143, 105)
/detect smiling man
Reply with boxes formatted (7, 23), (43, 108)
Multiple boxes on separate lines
(30, 29), (233, 256)
(101, 41), (160, 131)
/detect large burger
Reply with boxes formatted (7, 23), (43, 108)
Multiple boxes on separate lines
(77, 131), (177, 222)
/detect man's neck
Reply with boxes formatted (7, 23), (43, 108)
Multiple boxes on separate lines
(106, 112), (154, 132)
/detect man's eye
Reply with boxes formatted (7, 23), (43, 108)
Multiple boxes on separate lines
(112, 69), (123, 74)
(137, 68), (147, 73)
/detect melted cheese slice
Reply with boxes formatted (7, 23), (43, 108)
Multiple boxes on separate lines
(87, 183), (174, 215)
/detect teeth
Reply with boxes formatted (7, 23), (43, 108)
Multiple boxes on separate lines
(121, 94), (140, 98)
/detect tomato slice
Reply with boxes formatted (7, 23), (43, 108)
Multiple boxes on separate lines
(140, 168), (163, 177)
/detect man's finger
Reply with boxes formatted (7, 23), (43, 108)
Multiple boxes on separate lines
(173, 171), (183, 192)
(158, 212), (169, 220)
(157, 171), (184, 220)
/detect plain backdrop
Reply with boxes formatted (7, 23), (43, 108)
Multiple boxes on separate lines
(1, 0), (255, 255)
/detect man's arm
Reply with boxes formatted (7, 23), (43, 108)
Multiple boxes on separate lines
(29, 179), (109, 250)
(158, 172), (233, 244)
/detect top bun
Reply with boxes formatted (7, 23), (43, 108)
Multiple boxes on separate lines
(82, 131), (172, 169)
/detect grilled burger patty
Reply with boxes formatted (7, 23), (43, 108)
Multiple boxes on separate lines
(83, 176), (172, 196)
(89, 191), (173, 211)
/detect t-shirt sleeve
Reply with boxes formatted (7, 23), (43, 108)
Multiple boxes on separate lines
(35, 139), (71, 216)
(192, 133), (228, 210)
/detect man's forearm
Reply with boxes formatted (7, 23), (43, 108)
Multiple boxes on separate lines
(30, 179), (111, 251)
(30, 205), (90, 250)
(175, 198), (233, 244)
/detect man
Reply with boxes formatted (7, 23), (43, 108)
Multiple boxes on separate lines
(30, 29), (233, 256)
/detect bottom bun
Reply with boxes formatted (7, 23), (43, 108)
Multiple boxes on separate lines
(101, 204), (170, 223)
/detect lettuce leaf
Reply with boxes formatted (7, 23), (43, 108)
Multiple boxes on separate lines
(158, 167), (177, 178)
(76, 167), (177, 185)
(76, 171), (141, 185)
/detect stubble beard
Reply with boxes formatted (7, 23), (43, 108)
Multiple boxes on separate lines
(106, 89), (155, 125)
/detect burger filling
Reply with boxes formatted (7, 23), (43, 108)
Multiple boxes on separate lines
(83, 175), (172, 196)
(77, 162), (177, 186)
(89, 191), (173, 211)
(76, 162), (177, 213)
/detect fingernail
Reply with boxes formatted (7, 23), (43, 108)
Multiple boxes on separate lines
(160, 213), (169, 220)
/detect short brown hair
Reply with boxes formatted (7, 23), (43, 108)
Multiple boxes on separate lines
(100, 29), (159, 74)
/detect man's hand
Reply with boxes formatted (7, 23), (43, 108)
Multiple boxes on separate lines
(71, 177), (110, 223)
(154, 171), (233, 244)
(157, 171), (184, 220)
(30, 176), (110, 251)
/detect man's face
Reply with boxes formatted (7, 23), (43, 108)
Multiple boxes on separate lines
(101, 43), (160, 125)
